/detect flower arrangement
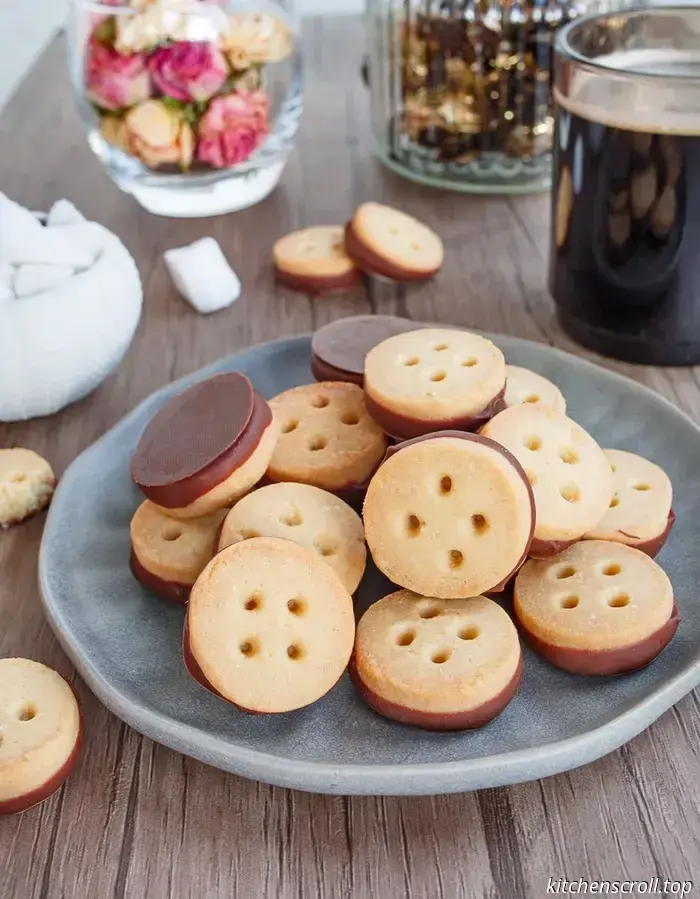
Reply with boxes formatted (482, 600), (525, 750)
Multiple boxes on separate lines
(85, 0), (293, 172)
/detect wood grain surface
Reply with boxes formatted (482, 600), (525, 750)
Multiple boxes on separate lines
(1, 18), (699, 899)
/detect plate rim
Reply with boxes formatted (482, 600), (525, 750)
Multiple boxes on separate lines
(39, 331), (700, 795)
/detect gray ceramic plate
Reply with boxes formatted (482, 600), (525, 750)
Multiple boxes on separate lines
(39, 334), (700, 796)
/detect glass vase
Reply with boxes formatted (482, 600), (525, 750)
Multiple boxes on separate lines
(67, 0), (303, 217)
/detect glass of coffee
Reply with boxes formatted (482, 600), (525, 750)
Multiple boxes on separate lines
(549, 8), (700, 365)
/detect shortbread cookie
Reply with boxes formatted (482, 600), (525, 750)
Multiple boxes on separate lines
(504, 365), (566, 415)
(363, 433), (535, 598)
(131, 373), (277, 519)
(311, 314), (422, 385)
(482, 405), (613, 557)
(345, 203), (444, 281)
(351, 591), (522, 730)
(584, 449), (674, 557)
(130, 500), (227, 604)
(218, 483), (366, 594)
(266, 382), (387, 493)
(184, 537), (355, 713)
(0, 449), (55, 528)
(273, 226), (360, 293)
(514, 541), (679, 675)
(364, 328), (506, 439)
(0, 659), (82, 815)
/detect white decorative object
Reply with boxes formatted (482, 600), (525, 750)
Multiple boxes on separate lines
(0, 194), (143, 422)
(164, 237), (241, 314)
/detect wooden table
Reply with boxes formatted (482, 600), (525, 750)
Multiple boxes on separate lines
(1, 17), (699, 899)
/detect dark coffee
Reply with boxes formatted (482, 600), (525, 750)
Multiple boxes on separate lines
(549, 60), (700, 365)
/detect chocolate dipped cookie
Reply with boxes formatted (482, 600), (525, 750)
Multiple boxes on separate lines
(266, 382), (387, 495)
(351, 590), (522, 730)
(130, 500), (227, 604)
(514, 541), (679, 675)
(345, 202), (444, 281)
(364, 328), (506, 439)
(0, 659), (82, 815)
(363, 432), (535, 598)
(584, 449), (674, 557)
(311, 314), (422, 386)
(184, 537), (355, 714)
(130, 373), (277, 519)
(273, 226), (360, 293)
(218, 482), (367, 594)
(482, 405), (613, 558)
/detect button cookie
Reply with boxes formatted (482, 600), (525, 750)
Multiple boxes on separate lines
(514, 541), (679, 675)
(363, 433), (535, 598)
(482, 405), (613, 557)
(351, 590), (522, 730)
(130, 500), (228, 604)
(364, 328), (506, 439)
(266, 382), (387, 494)
(0, 659), (82, 815)
(345, 202), (444, 281)
(273, 226), (360, 294)
(584, 449), (674, 558)
(311, 314), (423, 386)
(504, 365), (566, 415)
(131, 373), (277, 519)
(0, 448), (56, 528)
(184, 537), (355, 713)
(218, 483), (366, 594)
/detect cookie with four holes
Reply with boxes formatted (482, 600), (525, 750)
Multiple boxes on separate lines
(130, 373), (278, 520)
(130, 500), (228, 604)
(0, 448), (56, 528)
(273, 226), (360, 293)
(0, 659), (82, 815)
(351, 590), (522, 730)
(514, 541), (680, 675)
(345, 202), (444, 281)
(584, 449), (674, 557)
(504, 365), (566, 415)
(310, 314), (423, 385)
(184, 537), (356, 713)
(218, 482), (367, 594)
(363, 432), (535, 599)
(364, 328), (506, 439)
(481, 405), (613, 558)
(266, 382), (387, 494)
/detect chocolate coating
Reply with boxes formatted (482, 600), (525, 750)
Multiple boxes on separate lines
(614, 508), (676, 559)
(0, 715), (82, 816)
(129, 549), (193, 605)
(274, 264), (360, 295)
(311, 315), (423, 386)
(344, 220), (440, 282)
(349, 654), (522, 731)
(380, 430), (535, 594)
(365, 386), (506, 439)
(528, 536), (578, 560)
(518, 601), (681, 676)
(130, 373), (272, 509)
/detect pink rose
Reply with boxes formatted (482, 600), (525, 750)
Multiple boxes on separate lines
(196, 90), (269, 168)
(86, 39), (150, 111)
(147, 42), (228, 103)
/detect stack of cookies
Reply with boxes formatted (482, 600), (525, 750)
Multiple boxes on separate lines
(273, 202), (444, 293)
(127, 316), (679, 732)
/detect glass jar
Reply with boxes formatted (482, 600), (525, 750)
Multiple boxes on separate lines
(67, 0), (303, 217)
(365, 0), (587, 194)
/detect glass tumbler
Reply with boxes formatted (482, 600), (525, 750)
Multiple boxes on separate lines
(67, 0), (303, 217)
(549, 7), (700, 365)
